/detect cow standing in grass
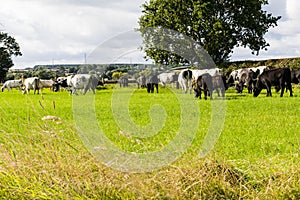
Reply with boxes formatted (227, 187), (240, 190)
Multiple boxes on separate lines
(119, 76), (129, 87)
(22, 77), (40, 94)
(1, 79), (23, 92)
(178, 69), (193, 94)
(67, 74), (100, 95)
(253, 68), (293, 97)
(39, 79), (57, 91)
(158, 72), (179, 88)
(228, 66), (269, 93)
(291, 69), (300, 84)
(136, 75), (146, 89)
(212, 74), (228, 98)
(193, 73), (213, 100)
(146, 74), (159, 93)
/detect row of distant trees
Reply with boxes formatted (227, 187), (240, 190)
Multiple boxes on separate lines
(4, 63), (158, 82)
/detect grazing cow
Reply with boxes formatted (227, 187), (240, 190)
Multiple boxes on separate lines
(146, 74), (159, 93)
(53, 78), (68, 90)
(235, 69), (261, 93)
(178, 69), (193, 94)
(67, 74), (100, 95)
(228, 66), (269, 93)
(1, 79), (23, 92)
(227, 68), (244, 88)
(53, 77), (68, 92)
(291, 69), (300, 84)
(39, 79), (56, 91)
(136, 75), (146, 89)
(253, 68), (293, 97)
(158, 72), (179, 88)
(191, 68), (223, 82)
(192, 73), (213, 100)
(119, 76), (129, 87)
(22, 77), (40, 94)
(211, 74), (228, 98)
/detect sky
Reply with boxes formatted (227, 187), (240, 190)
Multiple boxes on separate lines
(0, 0), (299, 69)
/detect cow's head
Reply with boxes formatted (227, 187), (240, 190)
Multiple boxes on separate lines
(253, 79), (263, 97)
(52, 81), (60, 92)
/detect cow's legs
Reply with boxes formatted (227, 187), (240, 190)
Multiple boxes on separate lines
(151, 84), (154, 93)
(287, 82), (293, 97)
(182, 82), (187, 93)
(209, 89), (213, 100)
(204, 89), (208, 100)
(279, 81), (286, 97)
(155, 84), (158, 93)
(221, 88), (225, 98)
(83, 87), (89, 95)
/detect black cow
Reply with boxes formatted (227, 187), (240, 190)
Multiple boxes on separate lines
(193, 73), (213, 100)
(253, 68), (293, 97)
(52, 81), (60, 92)
(53, 78), (68, 91)
(291, 69), (300, 84)
(146, 74), (159, 93)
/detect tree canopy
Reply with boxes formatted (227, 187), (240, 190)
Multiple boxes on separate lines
(0, 32), (22, 81)
(138, 0), (281, 66)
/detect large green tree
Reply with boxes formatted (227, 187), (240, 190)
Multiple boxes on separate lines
(0, 32), (22, 82)
(138, 0), (281, 65)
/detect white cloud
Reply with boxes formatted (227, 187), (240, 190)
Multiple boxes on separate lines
(231, 0), (300, 61)
(0, 0), (145, 68)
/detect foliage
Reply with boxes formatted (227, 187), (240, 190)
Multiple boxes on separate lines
(0, 32), (22, 82)
(112, 71), (125, 80)
(139, 0), (281, 65)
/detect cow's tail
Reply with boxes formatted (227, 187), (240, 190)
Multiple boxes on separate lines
(34, 78), (40, 94)
(35, 78), (40, 90)
(285, 68), (293, 96)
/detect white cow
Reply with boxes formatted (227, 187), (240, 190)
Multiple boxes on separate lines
(192, 67), (223, 81)
(249, 66), (269, 75)
(158, 72), (179, 88)
(39, 79), (56, 90)
(67, 74), (100, 95)
(228, 66), (269, 86)
(22, 77), (40, 94)
(1, 79), (23, 92)
(227, 66), (269, 93)
(178, 69), (193, 94)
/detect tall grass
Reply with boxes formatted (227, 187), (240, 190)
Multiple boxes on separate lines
(0, 87), (299, 199)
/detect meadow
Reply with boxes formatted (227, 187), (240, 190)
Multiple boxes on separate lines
(0, 85), (299, 199)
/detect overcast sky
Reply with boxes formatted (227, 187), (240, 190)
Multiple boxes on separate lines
(0, 0), (299, 69)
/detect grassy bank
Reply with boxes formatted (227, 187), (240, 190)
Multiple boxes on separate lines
(0, 86), (299, 199)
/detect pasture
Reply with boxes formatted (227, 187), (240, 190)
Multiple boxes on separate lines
(0, 85), (299, 199)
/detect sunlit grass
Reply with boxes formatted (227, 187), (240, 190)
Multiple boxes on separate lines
(0, 86), (299, 199)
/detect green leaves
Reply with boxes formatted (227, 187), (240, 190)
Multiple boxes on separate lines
(0, 32), (22, 82)
(138, 0), (281, 65)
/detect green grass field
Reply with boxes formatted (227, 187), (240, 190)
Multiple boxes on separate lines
(0, 85), (299, 199)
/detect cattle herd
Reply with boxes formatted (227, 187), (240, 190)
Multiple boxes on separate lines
(1, 67), (300, 99)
